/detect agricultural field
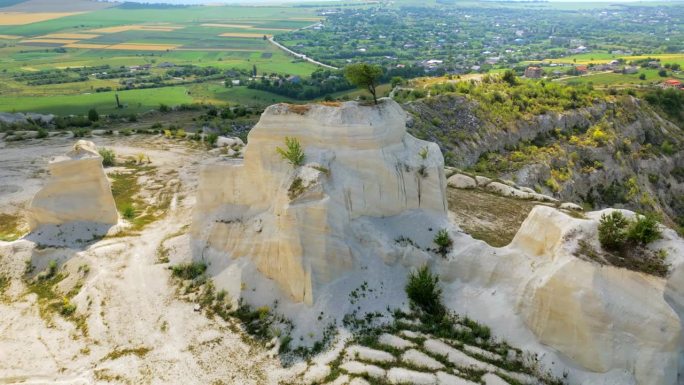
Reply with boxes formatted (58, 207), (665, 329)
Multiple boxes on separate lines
(0, 0), (323, 114)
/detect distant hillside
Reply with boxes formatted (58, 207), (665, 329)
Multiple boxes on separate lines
(400, 77), (684, 231)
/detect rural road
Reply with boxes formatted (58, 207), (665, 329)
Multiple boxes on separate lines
(267, 37), (339, 70)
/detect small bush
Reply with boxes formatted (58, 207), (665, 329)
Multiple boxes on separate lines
(418, 146), (428, 160)
(88, 108), (99, 122)
(598, 211), (629, 251)
(206, 133), (218, 147)
(98, 148), (115, 167)
(276, 137), (305, 167)
(60, 298), (77, 316)
(171, 261), (207, 280)
(122, 205), (136, 219)
(405, 265), (444, 317)
(46, 260), (58, 279)
(627, 213), (662, 245)
(36, 128), (48, 139)
(71, 128), (90, 138)
(433, 229), (453, 256)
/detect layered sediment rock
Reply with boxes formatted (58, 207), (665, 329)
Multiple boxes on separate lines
(192, 99), (446, 304)
(191, 99), (684, 384)
(28, 140), (118, 230)
(512, 206), (681, 385)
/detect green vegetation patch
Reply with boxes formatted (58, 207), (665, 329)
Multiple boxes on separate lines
(25, 260), (89, 335)
(0, 213), (26, 242)
(102, 346), (152, 362)
(110, 164), (172, 232)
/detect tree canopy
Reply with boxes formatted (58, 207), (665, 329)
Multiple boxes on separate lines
(344, 63), (383, 104)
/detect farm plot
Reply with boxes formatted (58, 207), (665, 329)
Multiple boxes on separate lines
(0, 12), (83, 25)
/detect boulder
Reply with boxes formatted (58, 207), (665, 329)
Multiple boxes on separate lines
(28, 140), (118, 230)
(486, 181), (530, 199)
(475, 175), (491, 186)
(560, 202), (583, 211)
(216, 136), (245, 148)
(447, 174), (477, 189)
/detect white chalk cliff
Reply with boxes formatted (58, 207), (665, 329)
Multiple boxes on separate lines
(28, 140), (118, 230)
(192, 100), (446, 304)
(192, 99), (684, 385)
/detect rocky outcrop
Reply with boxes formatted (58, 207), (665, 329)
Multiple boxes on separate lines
(28, 140), (118, 230)
(191, 99), (684, 385)
(513, 207), (681, 385)
(191, 99), (446, 304)
(405, 94), (684, 228)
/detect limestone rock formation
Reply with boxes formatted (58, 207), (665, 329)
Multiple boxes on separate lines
(192, 99), (446, 304)
(512, 206), (681, 385)
(191, 99), (684, 385)
(28, 140), (118, 230)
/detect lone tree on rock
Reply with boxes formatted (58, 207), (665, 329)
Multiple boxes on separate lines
(344, 63), (383, 105)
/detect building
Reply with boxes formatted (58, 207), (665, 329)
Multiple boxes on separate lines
(662, 79), (683, 89)
(575, 65), (588, 75)
(524, 66), (543, 78)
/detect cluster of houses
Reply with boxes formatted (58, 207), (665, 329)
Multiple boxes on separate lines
(523, 61), (643, 79)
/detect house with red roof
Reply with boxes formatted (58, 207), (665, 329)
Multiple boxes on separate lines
(662, 79), (683, 89)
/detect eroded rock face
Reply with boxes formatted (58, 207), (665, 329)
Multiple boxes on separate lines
(191, 99), (447, 304)
(191, 99), (684, 384)
(512, 206), (682, 385)
(28, 140), (118, 230)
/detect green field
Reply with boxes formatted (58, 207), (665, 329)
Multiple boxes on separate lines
(0, 87), (193, 115)
(0, 2), (323, 114)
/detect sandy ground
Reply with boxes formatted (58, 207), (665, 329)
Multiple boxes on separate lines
(0, 135), (286, 385)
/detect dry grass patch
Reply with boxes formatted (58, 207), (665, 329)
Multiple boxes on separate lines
(65, 43), (110, 49)
(201, 23), (255, 28)
(286, 104), (311, 115)
(0, 12), (83, 25)
(20, 38), (79, 44)
(320, 101), (342, 107)
(102, 346), (152, 361)
(447, 187), (543, 247)
(219, 32), (272, 38)
(41, 33), (100, 39)
(0, 34), (22, 39)
(105, 43), (178, 51)
(89, 25), (182, 33)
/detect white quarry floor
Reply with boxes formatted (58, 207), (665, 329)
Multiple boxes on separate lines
(0, 136), (285, 384)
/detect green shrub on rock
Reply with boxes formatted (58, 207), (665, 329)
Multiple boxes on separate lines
(405, 265), (444, 317)
(433, 228), (453, 257)
(598, 211), (629, 251)
(627, 213), (662, 245)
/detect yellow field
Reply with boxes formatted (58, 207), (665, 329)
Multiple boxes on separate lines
(175, 47), (257, 52)
(201, 23), (254, 29)
(219, 32), (272, 38)
(0, 12), (82, 25)
(20, 38), (79, 44)
(42, 33), (100, 39)
(201, 23), (293, 31)
(105, 43), (179, 51)
(89, 25), (184, 33)
(64, 43), (110, 49)
(0, 34), (22, 39)
(535, 54), (684, 66)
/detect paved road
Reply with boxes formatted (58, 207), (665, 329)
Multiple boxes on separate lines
(267, 37), (339, 70)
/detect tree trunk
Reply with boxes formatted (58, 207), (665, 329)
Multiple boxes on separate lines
(368, 84), (377, 104)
